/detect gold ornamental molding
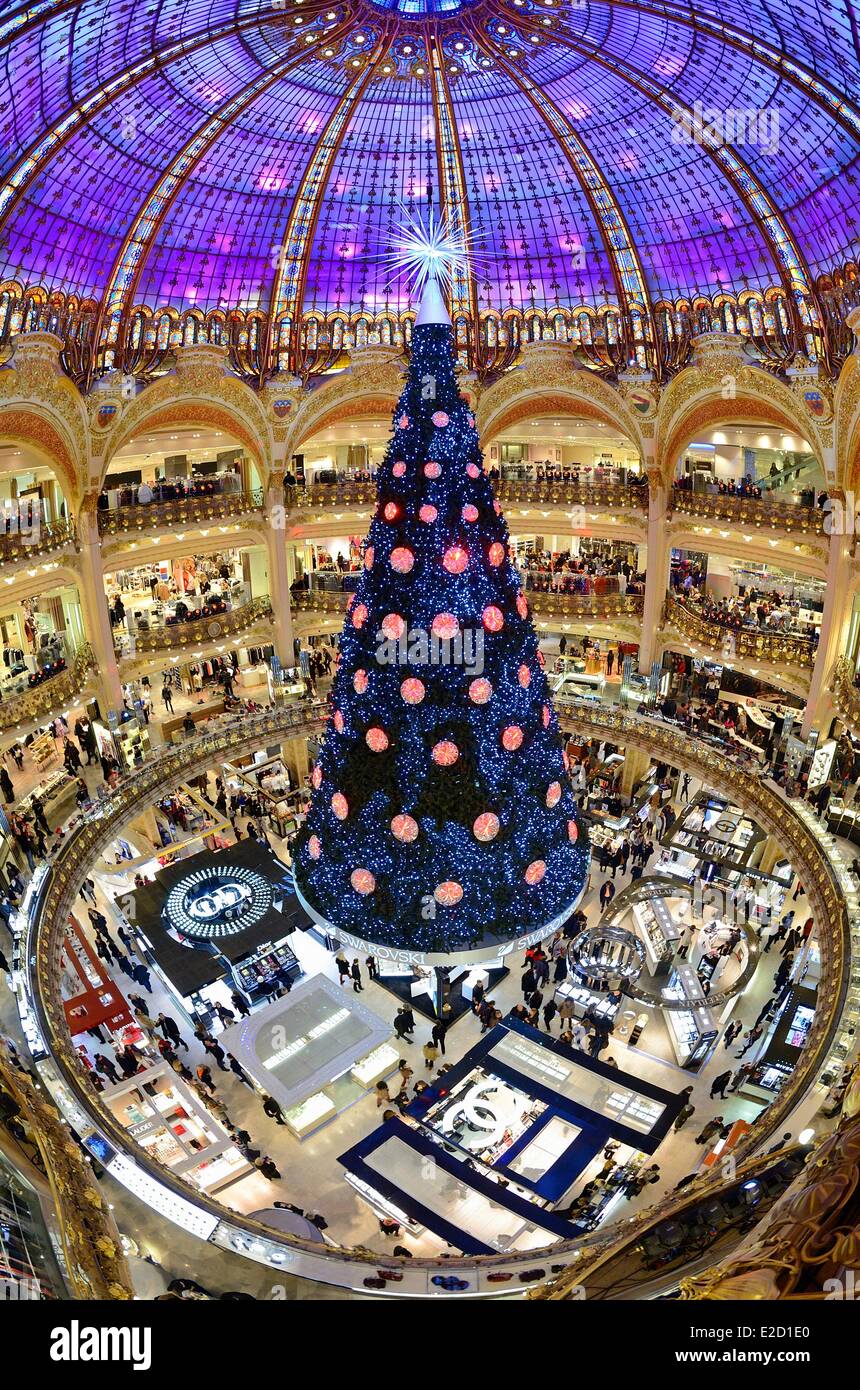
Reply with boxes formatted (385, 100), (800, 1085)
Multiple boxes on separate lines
(96, 488), (265, 537)
(21, 702), (849, 1294)
(0, 642), (95, 732)
(116, 597), (274, 659)
(665, 594), (816, 679)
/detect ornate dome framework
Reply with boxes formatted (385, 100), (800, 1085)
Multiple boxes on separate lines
(1, 0), (859, 378)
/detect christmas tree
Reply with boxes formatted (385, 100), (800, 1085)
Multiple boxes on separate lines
(294, 274), (589, 956)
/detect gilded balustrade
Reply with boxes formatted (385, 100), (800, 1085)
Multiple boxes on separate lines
(494, 479), (648, 511)
(96, 489), (264, 535)
(0, 642), (95, 732)
(291, 587), (644, 624)
(22, 700), (849, 1292)
(665, 594), (818, 670)
(0, 1042), (134, 1300)
(118, 597), (273, 656)
(671, 486), (827, 535)
(0, 518), (77, 563)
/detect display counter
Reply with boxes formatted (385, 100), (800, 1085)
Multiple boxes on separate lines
(161, 698), (225, 740)
(632, 897), (680, 973)
(662, 963), (718, 1068)
(284, 1091), (337, 1138)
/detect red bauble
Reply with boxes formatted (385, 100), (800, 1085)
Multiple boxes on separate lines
(364, 546), (374, 569)
(488, 542), (505, 566)
(462, 504), (479, 523)
(568, 819), (579, 842)
(432, 612), (459, 640)
(331, 792), (349, 820)
(390, 546), (414, 574)
(400, 677), (425, 704)
(391, 814), (419, 843)
(419, 504), (438, 523)
(432, 740), (459, 766)
(518, 664), (531, 688)
(467, 463), (481, 479)
(308, 835), (322, 860)
(351, 868), (376, 895)
(524, 860), (546, 885)
(353, 669), (368, 694)
(424, 462), (442, 479)
(311, 764), (323, 789)
(432, 411), (450, 427)
(351, 604), (368, 629)
(516, 594), (529, 618)
(546, 781), (562, 807)
(443, 544), (469, 575)
(469, 677), (493, 705)
(393, 461), (406, 478)
(333, 710), (345, 733)
(482, 605), (504, 632)
(473, 812), (500, 842)
(366, 727), (389, 752)
(381, 613), (406, 640)
(542, 704), (551, 728)
(434, 881), (463, 906)
(383, 501), (399, 521)
(399, 414), (410, 428)
(502, 725), (523, 751)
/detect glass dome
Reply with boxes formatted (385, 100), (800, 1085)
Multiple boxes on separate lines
(0, 0), (857, 352)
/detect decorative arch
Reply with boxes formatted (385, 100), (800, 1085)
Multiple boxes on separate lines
(477, 372), (648, 462)
(834, 350), (860, 492)
(0, 407), (80, 507)
(285, 356), (406, 461)
(101, 396), (270, 491)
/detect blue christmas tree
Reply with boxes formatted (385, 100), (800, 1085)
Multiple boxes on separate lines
(294, 276), (589, 954)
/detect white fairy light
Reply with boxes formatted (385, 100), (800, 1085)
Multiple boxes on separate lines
(380, 203), (478, 294)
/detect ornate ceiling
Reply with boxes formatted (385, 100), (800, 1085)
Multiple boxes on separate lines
(0, 0), (858, 331)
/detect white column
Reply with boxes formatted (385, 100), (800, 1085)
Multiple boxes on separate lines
(264, 485), (295, 668)
(802, 530), (851, 738)
(638, 478), (670, 674)
(77, 505), (123, 712)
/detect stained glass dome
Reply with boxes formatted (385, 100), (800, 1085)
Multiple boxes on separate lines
(0, 0), (858, 369)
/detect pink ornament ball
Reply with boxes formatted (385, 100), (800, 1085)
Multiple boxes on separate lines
(488, 542), (505, 566)
(524, 860), (546, 885)
(568, 819), (579, 842)
(399, 414), (410, 429)
(390, 546), (414, 574)
(432, 411), (449, 427)
(419, 504), (438, 523)
(469, 677), (493, 705)
(502, 725), (523, 751)
(432, 612), (459, 639)
(434, 881), (463, 906)
(546, 781), (562, 808)
(353, 669), (368, 694)
(542, 704), (551, 728)
(462, 504), (479, 523)
(383, 501), (399, 521)
(493, 499), (501, 514)
(308, 835), (321, 860)
(518, 664), (531, 688)
(432, 740), (459, 766)
(393, 461), (406, 478)
(400, 677), (425, 705)
(351, 868), (376, 895)
(482, 605), (504, 632)
(333, 710), (345, 733)
(391, 814), (419, 843)
(365, 727), (389, 752)
(516, 594), (529, 619)
(381, 613), (406, 640)
(364, 546), (374, 569)
(467, 463), (481, 479)
(424, 462), (442, 479)
(473, 812), (500, 842)
(443, 544), (469, 575)
(331, 792), (349, 820)
(311, 764), (323, 789)
(351, 603), (368, 630)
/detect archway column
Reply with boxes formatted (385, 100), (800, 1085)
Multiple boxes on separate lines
(802, 531), (852, 738)
(264, 484), (295, 668)
(77, 504), (123, 713)
(638, 476), (670, 674)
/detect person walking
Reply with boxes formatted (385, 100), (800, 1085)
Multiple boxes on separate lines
(710, 1069), (732, 1099)
(230, 990), (251, 1018)
(543, 998), (558, 1032)
(350, 958), (363, 993)
(94, 1054), (120, 1085)
(195, 1064), (216, 1094)
(335, 952), (350, 985)
(156, 1012), (188, 1052)
(228, 1054), (253, 1088)
(736, 1023), (763, 1057)
(723, 1019), (743, 1048)
(375, 1081), (390, 1108)
(366, 953), (378, 981)
(262, 1094), (286, 1125)
(673, 1101), (696, 1131)
(203, 1037), (228, 1071)
(695, 1116), (725, 1146)
(131, 961), (153, 993)
(255, 1155), (282, 1182)
(431, 1019), (448, 1055)
(599, 879), (616, 910)
(422, 1040), (439, 1070)
(161, 682), (174, 713)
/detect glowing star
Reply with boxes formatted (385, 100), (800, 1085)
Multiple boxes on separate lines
(383, 501), (400, 521)
(351, 868), (376, 895)
(516, 594), (529, 619)
(482, 605), (504, 632)
(524, 859), (546, 885)
(351, 603), (368, 629)
(399, 413), (410, 429)
(434, 881), (464, 906)
(393, 461), (406, 477)
(473, 812), (500, 841)
(518, 664), (531, 688)
(366, 727), (389, 752)
(469, 677), (493, 704)
(424, 461), (442, 479)
(390, 546), (415, 573)
(419, 504), (437, 523)
(432, 740), (459, 765)
(502, 725), (523, 751)
(462, 504), (479, 523)
(364, 546), (374, 569)
(467, 463), (480, 479)
(432, 410), (449, 427)
(568, 819), (579, 842)
(333, 710), (345, 733)
(382, 613), (406, 640)
(432, 612), (459, 639)
(308, 835), (322, 860)
(391, 813), (419, 842)
(400, 677), (425, 704)
(443, 544), (468, 575)
(488, 542), (505, 566)
(546, 781), (562, 807)
(311, 764), (323, 789)
(383, 204), (474, 295)
(331, 792), (349, 820)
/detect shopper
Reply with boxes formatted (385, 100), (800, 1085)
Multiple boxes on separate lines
(710, 1070), (732, 1099)
(230, 990), (251, 1018)
(695, 1116), (725, 1146)
(350, 958), (363, 993)
(255, 1155), (282, 1182)
(156, 1012), (188, 1052)
(422, 1040), (439, 1070)
(673, 1102), (696, 1131)
(228, 1054), (253, 1088)
(161, 682), (174, 713)
(542, 998), (558, 1032)
(736, 1023), (763, 1057)
(431, 1019), (448, 1055)
(335, 952), (350, 985)
(366, 953), (378, 981)
(196, 1064), (216, 1094)
(262, 1094), (286, 1125)
(599, 879), (616, 910)
(375, 1081), (390, 1108)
